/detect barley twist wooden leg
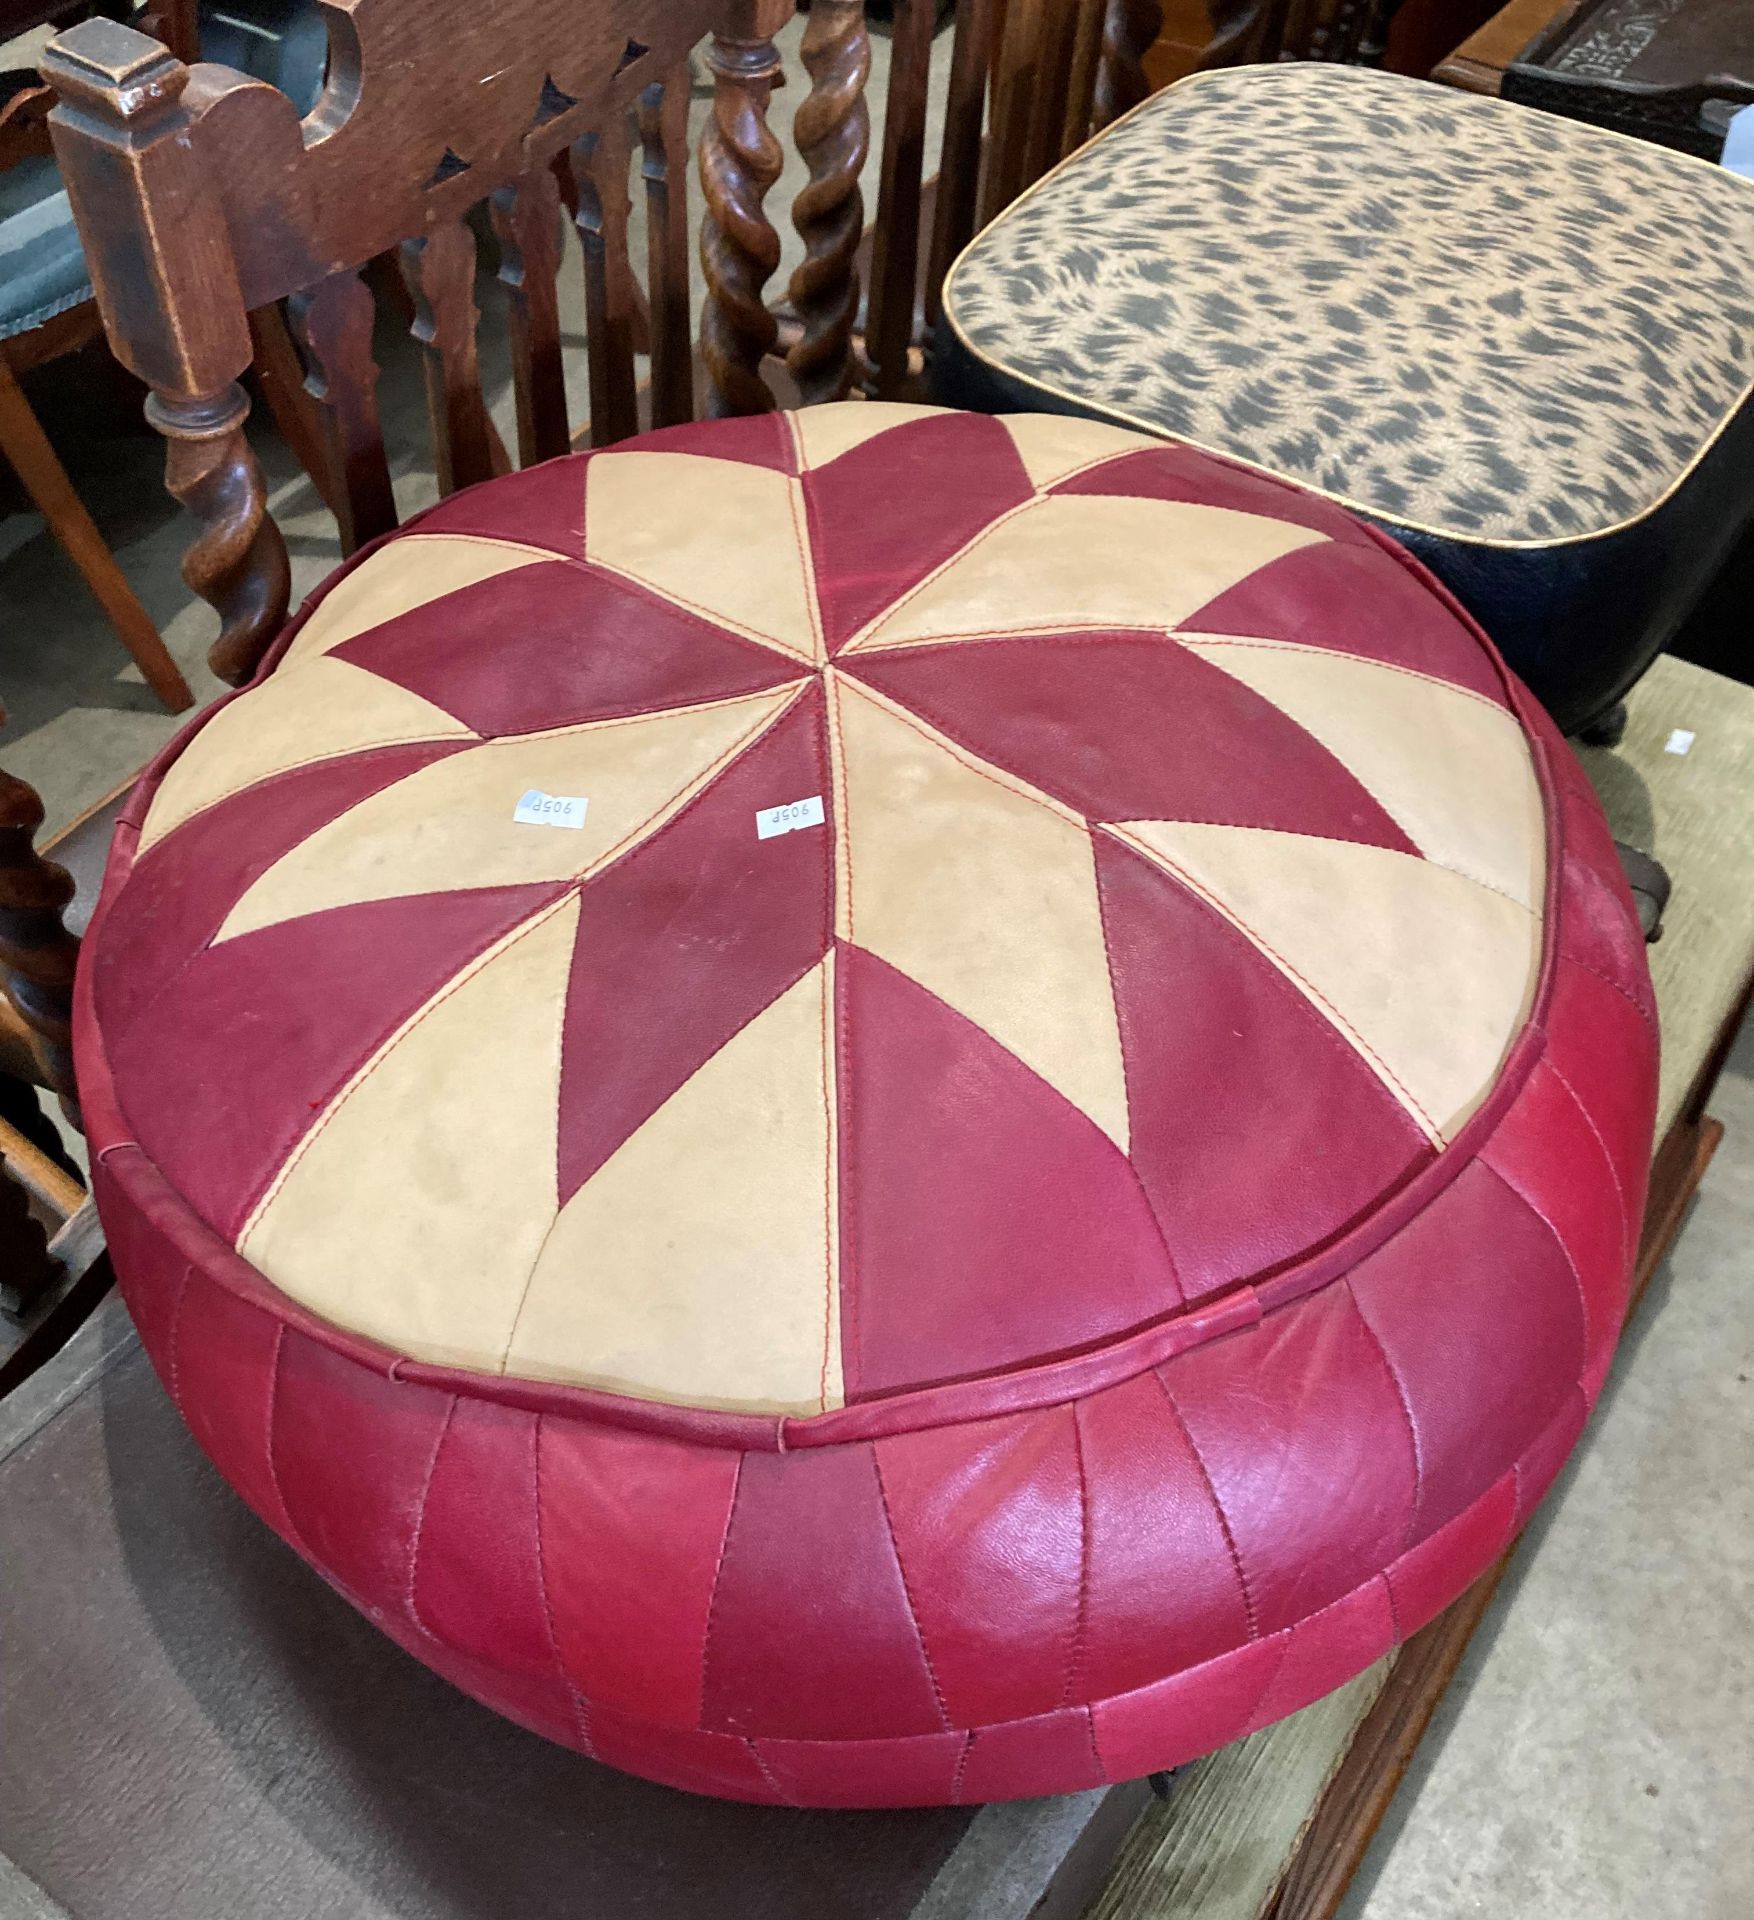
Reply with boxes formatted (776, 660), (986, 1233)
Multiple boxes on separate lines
(700, 26), (785, 417)
(148, 385), (291, 689)
(786, 0), (871, 406)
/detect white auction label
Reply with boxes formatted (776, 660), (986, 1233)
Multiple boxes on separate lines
(755, 794), (826, 840)
(1664, 729), (1696, 757)
(513, 789), (589, 829)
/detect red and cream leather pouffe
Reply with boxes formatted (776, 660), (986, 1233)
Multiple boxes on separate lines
(76, 403), (1658, 1807)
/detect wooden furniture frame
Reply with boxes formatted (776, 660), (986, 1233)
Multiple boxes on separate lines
(29, 0), (1170, 677)
(2, 0), (346, 721)
(0, 69), (193, 711)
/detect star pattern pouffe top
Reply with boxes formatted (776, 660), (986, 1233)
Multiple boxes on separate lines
(76, 403), (1658, 1807)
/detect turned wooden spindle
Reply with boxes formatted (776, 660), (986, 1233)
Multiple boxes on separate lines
(0, 766), (80, 1118)
(1094, 0), (1164, 127)
(785, 0), (870, 405)
(700, 4), (789, 416)
(149, 387), (292, 687)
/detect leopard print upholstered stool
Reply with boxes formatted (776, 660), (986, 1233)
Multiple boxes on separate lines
(77, 405), (1656, 1805)
(937, 65), (1754, 737)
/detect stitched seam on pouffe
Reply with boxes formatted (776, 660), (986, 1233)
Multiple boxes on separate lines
(1153, 1372), (1260, 1644)
(531, 1413), (596, 1756)
(872, 1447), (954, 1731)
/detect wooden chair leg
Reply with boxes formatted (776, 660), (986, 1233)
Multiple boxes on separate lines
(0, 355), (193, 714)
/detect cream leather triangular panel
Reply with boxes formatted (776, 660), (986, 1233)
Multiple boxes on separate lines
(1114, 821), (1540, 1142)
(789, 401), (945, 470)
(836, 675), (1129, 1147)
(850, 496), (1326, 651)
(213, 687), (800, 943)
(1178, 636), (1546, 909)
(238, 896), (580, 1368)
(282, 535), (556, 669)
(999, 413), (1152, 491)
(138, 657), (474, 855)
(506, 957), (840, 1413)
(585, 449), (822, 662)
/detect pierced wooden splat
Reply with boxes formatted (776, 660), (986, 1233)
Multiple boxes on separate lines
(534, 74), (580, 124)
(286, 268), (399, 554)
(426, 147), (475, 189)
(51, 3), (716, 317)
(638, 71), (695, 430)
(571, 115), (642, 448)
(398, 217), (497, 497)
(37, 0), (933, 691)
(491, 166), (572, 467)
(786, 0), (870, 405)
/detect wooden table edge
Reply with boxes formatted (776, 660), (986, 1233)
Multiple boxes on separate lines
(1431, 0), (1597, 95)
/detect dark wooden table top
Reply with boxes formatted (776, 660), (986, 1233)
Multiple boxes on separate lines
(1431, 0), (1592, 92)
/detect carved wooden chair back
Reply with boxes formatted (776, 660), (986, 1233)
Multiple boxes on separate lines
(41, 0), (808, 692)
(33, 0), (1164, 695)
